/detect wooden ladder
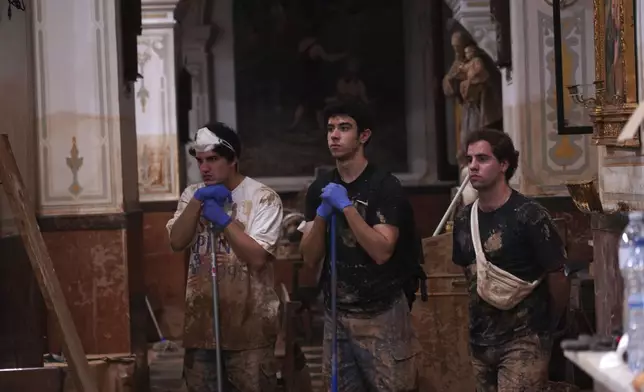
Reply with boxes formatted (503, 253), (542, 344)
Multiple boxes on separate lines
(0, 134), (98, 392)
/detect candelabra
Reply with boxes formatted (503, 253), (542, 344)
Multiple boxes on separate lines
(566, 80), (626, 109)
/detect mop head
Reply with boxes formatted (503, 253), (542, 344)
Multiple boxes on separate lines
(152, 338), (179, 353)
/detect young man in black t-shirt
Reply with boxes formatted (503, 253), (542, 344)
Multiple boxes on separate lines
(299, 102), (420, 391)
(452, 129), (570, 391)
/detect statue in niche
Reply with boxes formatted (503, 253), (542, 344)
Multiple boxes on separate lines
(443, 30), (503, 206)
(458, 44), (503, 134)
(442, 31), (468, 107)
(443, 32), (503, 142)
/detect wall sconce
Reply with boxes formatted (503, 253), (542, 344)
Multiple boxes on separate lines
(567, 80), (626, 109)
(566, 81), (604, 109)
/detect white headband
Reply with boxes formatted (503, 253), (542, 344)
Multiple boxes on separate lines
(188, 127), (236, 154)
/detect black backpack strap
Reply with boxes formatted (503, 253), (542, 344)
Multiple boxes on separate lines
(365, 168), (429, 307)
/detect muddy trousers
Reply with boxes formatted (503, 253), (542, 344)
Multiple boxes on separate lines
(184, 347), (277, 392)
(471, 333), (552, 392)
(322, 296), (420, 392)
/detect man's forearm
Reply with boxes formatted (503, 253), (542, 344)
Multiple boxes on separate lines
(547, 270), (570, 329)
(169, 198), (202, 251)
(300, 216), (326, 269)
(343, 206), (394, 264)
(223, 221), (270, 271)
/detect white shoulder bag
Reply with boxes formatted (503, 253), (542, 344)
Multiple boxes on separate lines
(471, 199), (542, 310)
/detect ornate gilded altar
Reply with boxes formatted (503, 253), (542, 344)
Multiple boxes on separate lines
(586, 0), (639, 147)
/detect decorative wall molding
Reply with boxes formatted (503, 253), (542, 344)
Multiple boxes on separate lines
(142, 0), (179, 27)
(444, 0), (498, 62)
(134, 1), (181, 202)
(505, 0), (596, 197)
(33, 0), (126, 215)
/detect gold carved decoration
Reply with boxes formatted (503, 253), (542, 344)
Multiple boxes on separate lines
(565, 179), (604, 214)
(589, 102), (640, 146)
(591, 0), (639, 147)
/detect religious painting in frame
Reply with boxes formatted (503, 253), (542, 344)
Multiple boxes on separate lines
(594, 0), (637, 102)
(591, 0), (640, 146)
(231, 1), (408, 179)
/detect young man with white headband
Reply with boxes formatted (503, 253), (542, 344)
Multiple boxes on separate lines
(166, 122), (284, 391)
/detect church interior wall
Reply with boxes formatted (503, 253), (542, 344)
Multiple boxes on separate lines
(0, 1), (46, 370)
(0, 0), (610, 389)
(0, 2), (148, 387)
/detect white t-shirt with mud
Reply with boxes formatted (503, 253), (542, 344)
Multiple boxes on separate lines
(166, 177), (283, 350)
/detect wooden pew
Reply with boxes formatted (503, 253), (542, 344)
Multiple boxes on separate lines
(411, 233), (475, 391)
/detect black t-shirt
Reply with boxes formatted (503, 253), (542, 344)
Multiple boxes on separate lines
(304, 164), (407, 315)
(452, 190), (566, 346)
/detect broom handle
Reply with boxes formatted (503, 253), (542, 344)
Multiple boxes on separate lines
(145, 295), (165, 341)
(432, 174), (471, 237)
(210, 227), (224, 392)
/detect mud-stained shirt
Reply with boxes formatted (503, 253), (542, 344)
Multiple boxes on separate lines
(303, 164), (407, 315)
(166, 178), (283, 351)
(451, 190), (566, 346)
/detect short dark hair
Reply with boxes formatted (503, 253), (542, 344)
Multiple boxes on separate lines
(464, 128), (519, 182)
(323, 102), (374, 135)
(188, 122), (241, 163)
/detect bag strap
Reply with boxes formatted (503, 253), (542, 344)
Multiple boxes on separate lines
(317, 168), (338, 188)
(470, 200), (489, 271)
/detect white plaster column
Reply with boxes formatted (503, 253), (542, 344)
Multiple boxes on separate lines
(505, 0), (597, 196)
(32, 0), (138, 215)
(135, 0), (181, 201)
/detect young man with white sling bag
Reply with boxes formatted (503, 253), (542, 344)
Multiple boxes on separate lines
(451, 129), (570, 392)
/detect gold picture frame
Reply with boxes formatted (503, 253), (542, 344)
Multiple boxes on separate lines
(592, 0), (640, 147)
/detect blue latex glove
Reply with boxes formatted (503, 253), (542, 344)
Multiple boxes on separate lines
(321, 183), (352, 211)
(202, 199), (232, 229)
(194, 184), (232, 206)
(316, 201), (333, 220)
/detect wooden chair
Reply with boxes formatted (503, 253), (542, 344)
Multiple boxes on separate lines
(274, 283), (304, 391)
